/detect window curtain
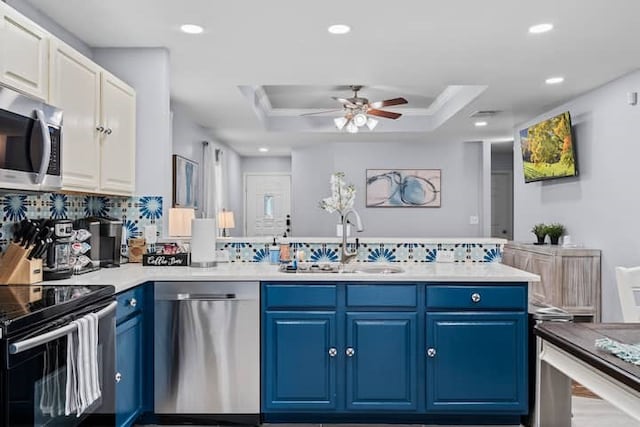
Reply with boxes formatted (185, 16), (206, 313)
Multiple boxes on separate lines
(202, 142), (226, 220)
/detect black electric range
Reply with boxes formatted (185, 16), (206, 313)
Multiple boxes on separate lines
(0, 284), (114, 339)
(0, 284), (116, 427)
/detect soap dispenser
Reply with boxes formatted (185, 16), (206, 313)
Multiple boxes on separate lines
(269, 238), (280, 264)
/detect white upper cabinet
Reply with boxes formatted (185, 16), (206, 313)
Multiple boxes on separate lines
(2, 3), (137, 196)
(0, 3), (49, 100)
(100, 71), (136, 195)
(49, 40), (101, 193)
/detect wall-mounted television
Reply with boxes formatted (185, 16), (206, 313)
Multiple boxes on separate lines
(519, 111), (577, 183)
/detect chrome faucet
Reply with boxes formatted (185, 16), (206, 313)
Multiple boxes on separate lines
(340, 209), (364, 264)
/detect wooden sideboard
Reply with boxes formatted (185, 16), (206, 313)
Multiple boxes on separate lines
(502, 242), (601, 321)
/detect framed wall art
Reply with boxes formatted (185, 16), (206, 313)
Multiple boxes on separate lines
(172, 155), (199, 208)
(366, 169), (441, 207)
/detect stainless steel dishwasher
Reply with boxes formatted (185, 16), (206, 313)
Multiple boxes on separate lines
(154, 281), (260, 425)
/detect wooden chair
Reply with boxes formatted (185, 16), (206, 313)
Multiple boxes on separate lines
(614, 266), (640, 322)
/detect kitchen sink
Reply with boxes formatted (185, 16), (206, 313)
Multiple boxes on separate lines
(350, 265), (404, 274)
(279, 263), (404, 274)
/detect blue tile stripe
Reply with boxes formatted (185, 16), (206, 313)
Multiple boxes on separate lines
(0, 193), (163, 253)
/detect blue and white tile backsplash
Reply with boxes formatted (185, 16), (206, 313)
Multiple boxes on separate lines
(218, 240), (503, 263)
(0, 193), (163, 251)
(0, 193), (501, 263)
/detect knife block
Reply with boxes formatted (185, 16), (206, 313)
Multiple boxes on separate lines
(0, 243), (43, 284)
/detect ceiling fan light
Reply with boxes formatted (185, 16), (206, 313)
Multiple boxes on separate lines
(366, 117), (379, 130)
(334, 117), (348, 130)
(346, 121), (359, 133)
(353, 113), (368, 127)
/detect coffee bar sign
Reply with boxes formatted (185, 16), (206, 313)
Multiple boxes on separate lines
(142, 253), (190, 267)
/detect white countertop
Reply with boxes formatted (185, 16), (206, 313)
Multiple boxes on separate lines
(48, 262), (540, 294)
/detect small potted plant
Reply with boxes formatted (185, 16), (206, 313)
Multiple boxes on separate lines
(546, 223), (566, 245)
(531, 223), (547, 245)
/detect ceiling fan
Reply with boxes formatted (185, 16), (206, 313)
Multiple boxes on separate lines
(301, 85), (408, 133)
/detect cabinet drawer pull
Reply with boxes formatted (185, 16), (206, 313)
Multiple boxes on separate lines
(129, 298), (137, 308)
(115, 372), (122, 383)
(96, 126), (105, 133)
(427, 348), (436, 358)
(328, 347), (337, 357)
(345, 347), (355, 357)
(471, 293), (481, 303)
(106, 128), (113, 135)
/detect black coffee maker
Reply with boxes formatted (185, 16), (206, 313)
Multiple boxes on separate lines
(75, 216), (123, 268)
(43, 219), (74, 280)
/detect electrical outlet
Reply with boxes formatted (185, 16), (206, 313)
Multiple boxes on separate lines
(215, 249), (231, 262)
(436, 251), (455, 263)
(469, 215), (479, 225)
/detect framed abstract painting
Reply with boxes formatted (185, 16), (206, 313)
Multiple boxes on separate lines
(172, 155), (199, 208)
(366, 169), (441, 207)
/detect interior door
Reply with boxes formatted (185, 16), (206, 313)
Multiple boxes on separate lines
(491, 171), (513, 239)
(245, 174), (291, 236)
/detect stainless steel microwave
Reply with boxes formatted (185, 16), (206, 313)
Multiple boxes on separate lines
(0, 85), (63, 192)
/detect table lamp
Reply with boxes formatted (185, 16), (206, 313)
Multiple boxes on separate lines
(168, 207), (195, 238)
(217, 209), (235, 237)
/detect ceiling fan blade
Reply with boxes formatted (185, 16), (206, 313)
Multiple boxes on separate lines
(367, 109), (402, 120)
(368, 97), (408, 109)
(300, 109), (343, 116)
(331, 97), (357, 108)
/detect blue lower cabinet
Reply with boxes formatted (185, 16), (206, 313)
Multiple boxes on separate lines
(345, 312), (418, 411)
(116, 314), (143, 427)
(425, 312), (527, 413)
(264, 311), (338, 411)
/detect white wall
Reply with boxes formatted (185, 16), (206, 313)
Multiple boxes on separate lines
(241, 156), (291, 174)
(6, 0), (93, 58)
(513, 70), (640, 321)
(292, 141), (483, 237)
(92, 48), (172, 235)
(171, 101), (243, 236)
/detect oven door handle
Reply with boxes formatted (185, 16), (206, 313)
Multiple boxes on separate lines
(9, 301), (117, 355)
(34, 109), (52, 185)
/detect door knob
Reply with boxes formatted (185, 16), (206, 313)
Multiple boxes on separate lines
(328, 347), (337, 357)
(115, 372), (122, 383)
(427, 348), (436, 358)
(345, 347), (355, 357)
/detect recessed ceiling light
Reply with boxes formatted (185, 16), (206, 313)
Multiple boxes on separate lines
(258, 147), (269, 153)
(328, 24), (351, 35)
(180, 24), (204, 34)
(529, 23), (554, 34)
(474, 121), (488, 127)
(545, 76), (565, 85)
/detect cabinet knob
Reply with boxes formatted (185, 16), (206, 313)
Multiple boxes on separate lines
(328, 347), (337, 357)
(115, 372), (122, 383)
(106, 128), (113, 135)
(471, 293), (481, 303)
(345, 347), (355, 357)
(129, 298), (137, 308)
(96, 126), (105, 133)
(427, 348), (436, 358)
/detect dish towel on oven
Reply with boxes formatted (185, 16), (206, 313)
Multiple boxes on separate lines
(65, 313), (102, 417)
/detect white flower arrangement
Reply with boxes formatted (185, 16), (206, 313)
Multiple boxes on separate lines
(319, 172), (356, 219)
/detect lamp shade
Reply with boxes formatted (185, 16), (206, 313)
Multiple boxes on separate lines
(217, 210), (235, 229)
(168, 207), (195, 237)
